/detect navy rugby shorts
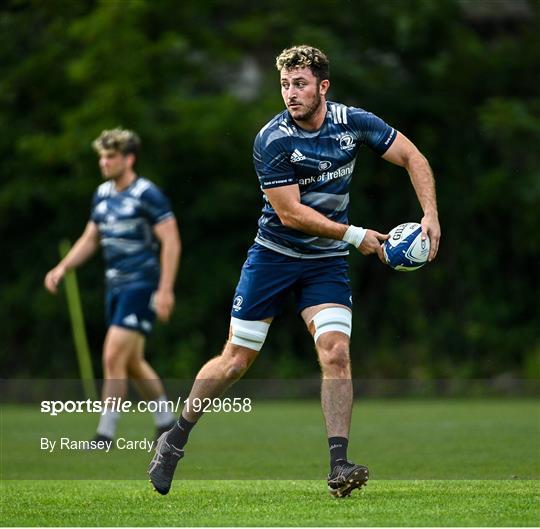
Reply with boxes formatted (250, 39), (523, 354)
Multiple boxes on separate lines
(231, 243), (352, 321)
(105, 284), (157, 336)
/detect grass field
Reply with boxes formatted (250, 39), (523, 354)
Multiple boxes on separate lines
(1, 399), (539, 526)
(2, 479), (538, 526)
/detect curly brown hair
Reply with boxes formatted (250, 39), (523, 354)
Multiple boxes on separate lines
(92, 128), (141, 156)
(275, 45), (329, 83)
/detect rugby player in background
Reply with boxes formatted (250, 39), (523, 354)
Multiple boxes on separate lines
(45, 128), (181, 445)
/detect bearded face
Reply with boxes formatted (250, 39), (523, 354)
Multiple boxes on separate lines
(280, 66), (327, 126)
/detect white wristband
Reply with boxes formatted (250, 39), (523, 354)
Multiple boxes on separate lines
(342, 225), (367, 248)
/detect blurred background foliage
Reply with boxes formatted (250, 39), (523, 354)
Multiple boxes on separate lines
(1, 0), (538, 379)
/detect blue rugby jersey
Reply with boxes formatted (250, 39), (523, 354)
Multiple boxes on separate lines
(90, 177), (174, 288)
(253, 101), (397, 258)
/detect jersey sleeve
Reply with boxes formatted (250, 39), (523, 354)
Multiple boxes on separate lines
(348, 107), (397, 155)
(140, 185), (175, 225)
(253, 131), (297, 189)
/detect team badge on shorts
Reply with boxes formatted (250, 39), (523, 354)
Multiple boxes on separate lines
(233, 295), (243, 312)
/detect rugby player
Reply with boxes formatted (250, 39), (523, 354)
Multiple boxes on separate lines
(149, 45), (440, 497)
(45, 128), (181, 444)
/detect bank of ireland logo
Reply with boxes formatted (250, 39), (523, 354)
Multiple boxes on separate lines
(337, 132), (356, 151)
(318, 160), (332, 171)
(233, 295), (243, 312)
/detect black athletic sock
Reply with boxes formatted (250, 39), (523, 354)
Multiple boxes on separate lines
(329, 436), (349, 469)
(166, 415), (196, 449)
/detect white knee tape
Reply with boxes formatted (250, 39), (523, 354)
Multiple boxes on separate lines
(230, 317), (270, 352)
(312, 307), (352, 343)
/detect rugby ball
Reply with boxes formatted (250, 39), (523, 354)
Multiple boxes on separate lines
(383, 222), (430, 271)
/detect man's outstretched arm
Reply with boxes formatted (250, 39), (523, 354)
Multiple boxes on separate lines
(382, 131), (441, 261)
(44, 221), (100, 294)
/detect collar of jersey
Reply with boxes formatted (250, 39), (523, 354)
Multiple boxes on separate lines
(286, 101), (335, 137)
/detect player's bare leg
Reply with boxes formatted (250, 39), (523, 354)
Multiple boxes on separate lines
(174, 317), (271, 426)
(302, 304), (352, 436)
(127, 339), (175, 436)
(316, 331), (353, 437)
(303, 304), (369, 497)
(94, 326), (140, 442)
(148, 320), (269, 495)
(127, 337), (165, 400)
(182, 341), (259, 422)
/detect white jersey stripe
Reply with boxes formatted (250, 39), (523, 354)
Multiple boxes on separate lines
(255, 235), (349, 259)
(342, 105), (348, 124)
(131, 180), (150, 198)
(97, 181), (113, 197)
(279, 124), (292, 136)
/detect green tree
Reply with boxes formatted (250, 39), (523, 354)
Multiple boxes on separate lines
(1, 0), (538, 381)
